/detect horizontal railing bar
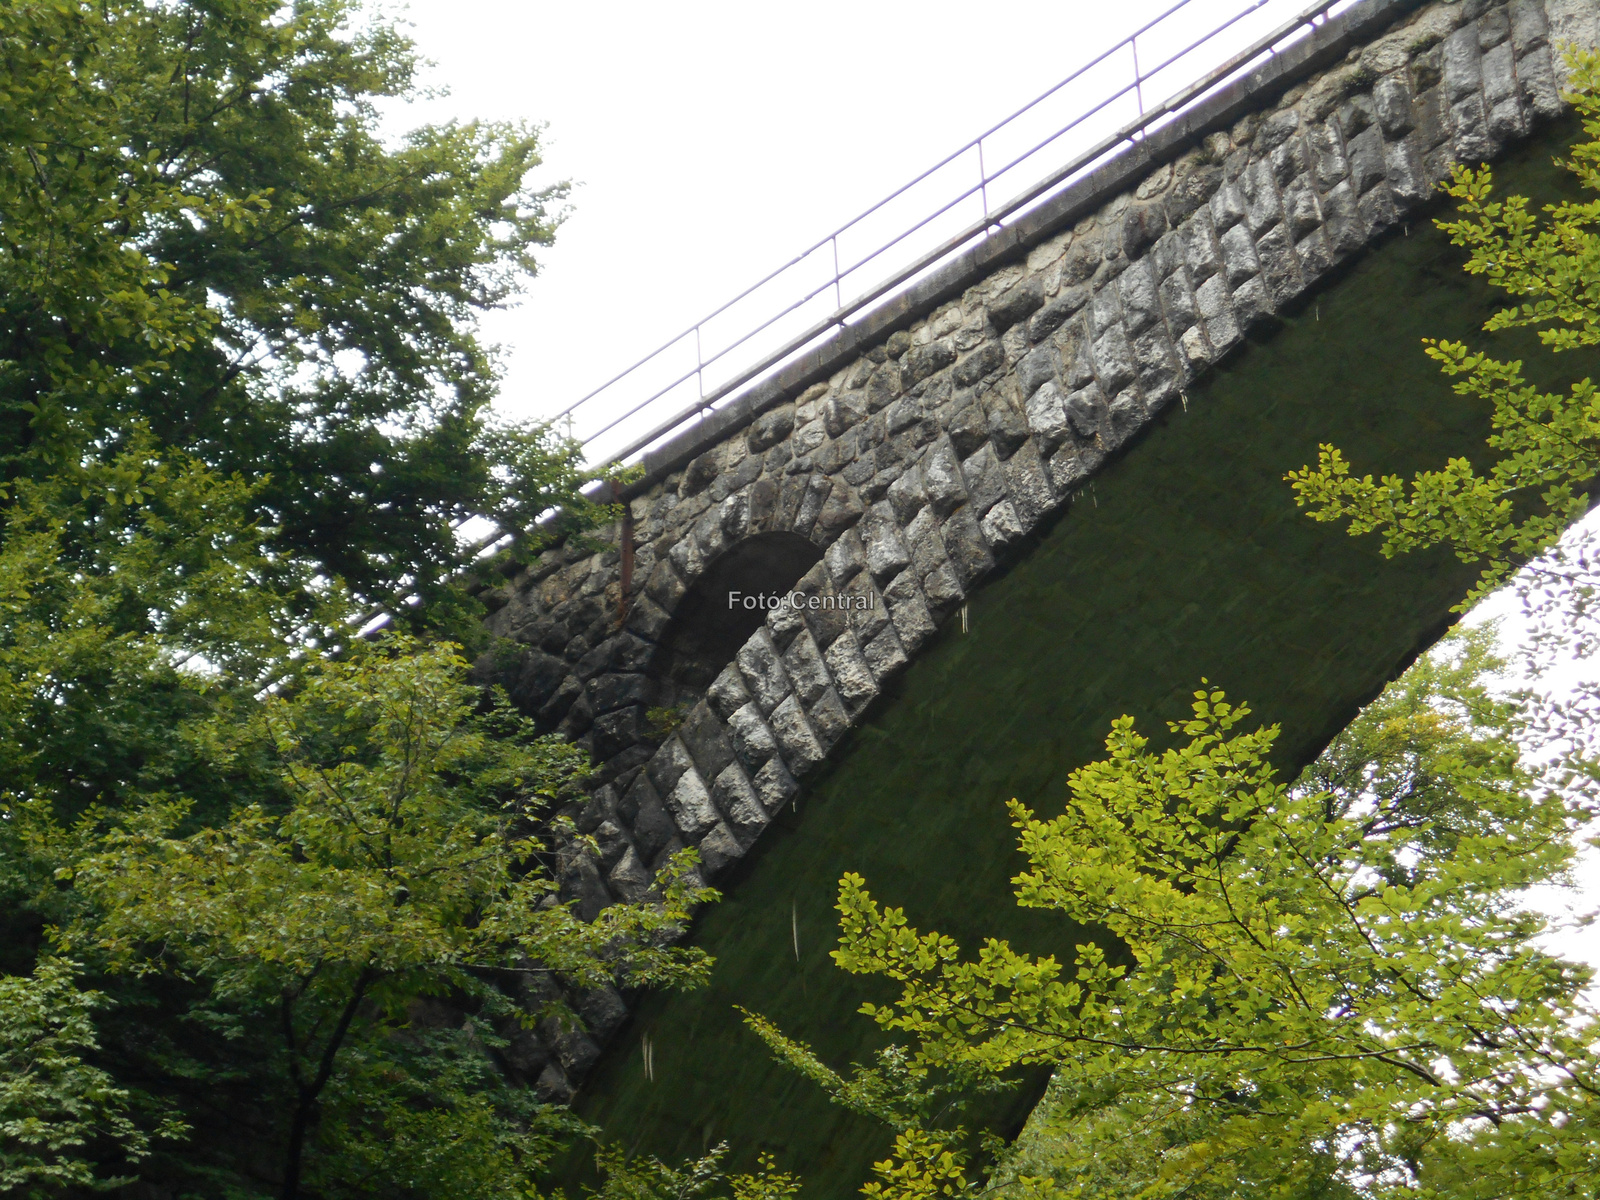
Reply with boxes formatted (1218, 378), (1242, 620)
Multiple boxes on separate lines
(551, 0), (1216, 424)
(355, 0), (1382, 638)
(590, 0), (1341, 467)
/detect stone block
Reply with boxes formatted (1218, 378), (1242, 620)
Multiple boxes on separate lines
(625, 594), (671, 641)
(1239, 158), (1283, 235)
(1296, 227), (1336, 285)
(1091, 324), (1137, 393)
(1183, 209), (1223, 282)
(885, 581), (937, 654)
(587, 672), (651, 714)
(1230, 275), (1274, 332)
(752, 757), (799, 813)
(1253, 223), (1304, 308)
(1016, 343), (1059, 396)
(630, 780), (680, 863)
(747, 404), (794, 452)
(736, 628), (793, 715)
(607, 845), (655, 903)
(904, 505), (950, 578)
(862, 623), (910, 682)
(697, 822), (744, 877)
(1306, 120), (1350, 190)
(1373, 72), (1416, 137)
(793, 472), (833, 538)
(905, 340), (956, 384)
(953, 340), (1005, 387)
(1518, 45), (1563, 121)
(814, 479), (865, 540)
(1219, 223), (1260, 287)
(981, 382), (1030, 459)
(886, 462), (928, 525)
(1176, 324), (1212, 375)
(1132, 327), (1180, 405)
(679, 702), (735, 783)
(1209, 180), (1247, 232)
(726, 701), (779, 771)
(1064, 382), (1109, 441)
(1442, 23), (1484, 103)
(1003, 439), (1057, 523)
(941, 505), (996, 586)
(989, 278), (1045, 331)
(1346, 125), (1387, 194)
(665, 766), (720, 840)
(860, 501), (913, 581)
(769, 694), (826, 776)
(645, 735), (695, 798)
(843, 570), (890, 641)
(1104, 390), (1149, 451)
(1158, 269), (1198, 331)
(713, 761), (770, 840)
(980, 498), (1028, 546)
(764, 584), (808, 651)
(921, 560), (965, 611)
(1024, 379), (1071, 454)
(644, 559), (687, 611)
(1028, 286), (1087, 342)
(782, 630), (832, 706)
(1447, 89), (1495, 161)
(960, 443), (1006, 516)
(1282, 179), (1322, 238)
(824, 525), (868, 587)
(806, 686), (852, 751)
(1320, 180), (1366, 256)
(1509, 0), (1549, 54)
(824, 629), (880, 712)
(1117, 258), (1161, 334)
(921, 438), (969, 517)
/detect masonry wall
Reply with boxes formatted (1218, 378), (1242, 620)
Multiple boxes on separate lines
(477, 0), (1600, 1101)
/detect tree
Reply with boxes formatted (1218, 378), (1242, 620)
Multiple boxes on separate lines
(41, 641), (715, 1199)
(0, 0), (609, 621)
(745, 49), (1600, 1200)
(0, 2), (689, 1194)
(1287, 51), (1600, 672)
(0, 958), (181, 1196)
(749, 631), (1599, 1199)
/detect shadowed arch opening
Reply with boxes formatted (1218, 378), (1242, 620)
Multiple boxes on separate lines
(654, 532), (823, 693)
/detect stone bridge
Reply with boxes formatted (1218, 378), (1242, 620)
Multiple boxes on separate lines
(476, 0), (1600, 1184)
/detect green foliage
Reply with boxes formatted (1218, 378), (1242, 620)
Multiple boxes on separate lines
(749, 630), (1600, 1199)
(1288, 49), (1600, 664)
(586, 1143), (802, 1200)
(0, 440), (330, 837)
(0, 3), (683, 1196)
(40, 641), (714, 1197)
(0, 0), (610, 621)
(0, 958), (179, 1196)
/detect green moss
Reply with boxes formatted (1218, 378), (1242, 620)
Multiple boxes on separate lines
(560, 120), (1595, 1197)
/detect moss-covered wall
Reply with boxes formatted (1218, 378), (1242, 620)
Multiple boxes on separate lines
(558, 117), (1595, 1196)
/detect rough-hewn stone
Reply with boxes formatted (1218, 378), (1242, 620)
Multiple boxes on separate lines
(476, 0), (1590, 1094)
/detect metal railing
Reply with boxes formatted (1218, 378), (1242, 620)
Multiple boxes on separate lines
(546, 0), (1361, 472)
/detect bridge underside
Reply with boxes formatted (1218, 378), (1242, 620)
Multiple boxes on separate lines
(561, 117), (1594, 1194)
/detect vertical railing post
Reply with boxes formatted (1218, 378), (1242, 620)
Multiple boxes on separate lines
(695, 327), (705, 411)
(979, 139), (992, 234)
(831, 235), (843, 319)
(1133, 34), (1144, 117)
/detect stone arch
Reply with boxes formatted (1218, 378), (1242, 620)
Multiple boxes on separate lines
(649, 530), (824, 697)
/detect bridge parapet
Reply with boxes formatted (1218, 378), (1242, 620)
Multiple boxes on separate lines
(480, 0), (1598, 1101)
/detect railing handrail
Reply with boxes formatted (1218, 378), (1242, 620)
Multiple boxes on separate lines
(545, 0), (1357, 474)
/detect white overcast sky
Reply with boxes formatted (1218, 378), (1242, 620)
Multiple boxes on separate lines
(383, 0), (1177, 428)
(387, 0), (1598, 971)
